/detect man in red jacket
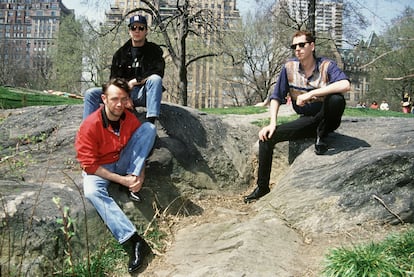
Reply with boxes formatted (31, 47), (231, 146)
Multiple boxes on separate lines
(75, 78), (156, 273)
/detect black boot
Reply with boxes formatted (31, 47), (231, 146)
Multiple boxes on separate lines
(244, 186), (270, 203)
(125, 233), (151, 273)
(315, 136), (328, 155)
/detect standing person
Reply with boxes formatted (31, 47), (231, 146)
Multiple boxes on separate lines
(83, 14), (165, 123)
(244, 30), (350, 203)
(75, 78), (157, 273)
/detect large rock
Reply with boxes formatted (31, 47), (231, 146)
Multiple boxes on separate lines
(1, 104), (413, 276)
(0, 103), (257, 275)
(146, 116), (414, 277)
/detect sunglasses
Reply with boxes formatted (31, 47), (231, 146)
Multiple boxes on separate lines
(290, 42), (310, 50)
(130, 25), (146, 32)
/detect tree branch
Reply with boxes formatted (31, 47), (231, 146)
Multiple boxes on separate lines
(383, 74), (414, 81)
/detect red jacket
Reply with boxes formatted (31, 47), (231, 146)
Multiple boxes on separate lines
(75, 107), (141, 174)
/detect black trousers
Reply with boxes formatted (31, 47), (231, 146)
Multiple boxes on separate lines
(257, 93), (345, 188)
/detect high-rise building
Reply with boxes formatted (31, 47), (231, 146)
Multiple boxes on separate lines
(275, 0), (343, 47)
(104, 0), (241, 108)
(0, 0), (73, 86)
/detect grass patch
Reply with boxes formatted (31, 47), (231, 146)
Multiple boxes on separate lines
(344, 107), (413, 118)
(66, 240), (128, 276)
(322, 228), (414, 277)
(0, 86), (83, 109)
(201, 106), (268, 115)
(201, 106), (413, 128)
(201, 105), (413, 118)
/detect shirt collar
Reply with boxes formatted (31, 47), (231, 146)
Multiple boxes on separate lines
(100, 107), (126, 129)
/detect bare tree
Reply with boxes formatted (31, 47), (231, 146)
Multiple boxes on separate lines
(221, 7), (291, 105)
(78, 0), (228, 106)
(365, 7), (414, 109)
(81, 21), (129, 90)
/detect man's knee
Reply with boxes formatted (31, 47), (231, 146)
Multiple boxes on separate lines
(146, 74), (162, 83)
(83, 87), (102, 101)
(327, 93), (345, 107)
(139, 122), (157, 136)
(83, 184), (100, 200)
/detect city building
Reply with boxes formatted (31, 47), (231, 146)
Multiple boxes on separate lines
(340, 32), (380, 106)
(104, 0), (242, 108)
(0, 0), (73, 86)
(274, 0), (344, 47)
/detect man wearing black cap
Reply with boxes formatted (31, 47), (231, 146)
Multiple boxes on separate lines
(83, 14), (165, 125)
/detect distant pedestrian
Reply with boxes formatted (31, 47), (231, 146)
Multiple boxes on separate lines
(401, 92), (411, 113)
(380, 100), (389, 111)
(369, 101), (378, 109)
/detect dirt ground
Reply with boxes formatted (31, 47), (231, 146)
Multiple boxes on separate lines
(137, 189), (408, 277)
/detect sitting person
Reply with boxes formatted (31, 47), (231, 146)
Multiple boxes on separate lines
(75, 78), (157, 273)
(83, 15), (165, 123)
(369, 101), (378, 109)
(244, 30), (350, 203)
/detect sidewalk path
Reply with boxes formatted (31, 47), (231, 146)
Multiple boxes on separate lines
(220, 104), (295, 128)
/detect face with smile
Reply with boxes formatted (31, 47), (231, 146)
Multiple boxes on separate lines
(129, 23), (147, 47)
(291, 35), (314, 61)
(101, 84), (130, 121)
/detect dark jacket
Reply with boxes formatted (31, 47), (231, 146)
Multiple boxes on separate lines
(110, 39), (165, 82)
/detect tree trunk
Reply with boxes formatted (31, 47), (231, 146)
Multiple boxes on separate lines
(308, 0), (316, 37)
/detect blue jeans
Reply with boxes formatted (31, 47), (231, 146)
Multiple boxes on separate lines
(83, 74), (163, 120)
(82, 123), (156, 243)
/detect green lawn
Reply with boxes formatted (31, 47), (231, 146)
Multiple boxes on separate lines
(0, 86), (83, 109)
(202, 105), (413, 118)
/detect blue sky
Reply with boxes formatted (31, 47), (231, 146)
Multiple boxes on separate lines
(62, 0), (413, 39)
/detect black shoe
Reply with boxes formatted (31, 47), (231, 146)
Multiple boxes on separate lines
(128, 235), (151, 273)
(315, 137), (328, 155)
(129, 192), (142, 203)
(244, 186), (270, 203)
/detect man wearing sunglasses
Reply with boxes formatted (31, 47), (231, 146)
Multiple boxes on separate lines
(82, 15), (164, 203)
(83, 15), (165, 125)
(244, 30), (350, 203)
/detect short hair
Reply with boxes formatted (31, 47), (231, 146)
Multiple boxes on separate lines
(292, 30), (315, 43)
(102, 78), (130, 95)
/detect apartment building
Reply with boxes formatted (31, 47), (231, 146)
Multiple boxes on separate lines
(0, 0), (72, 85)
(275, 0), (343, 47)
(340, 32), (380, 106)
